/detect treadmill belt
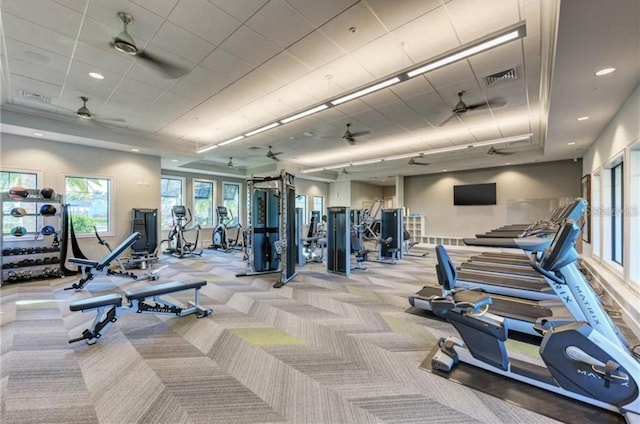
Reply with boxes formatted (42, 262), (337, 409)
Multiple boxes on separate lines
(469, 255), (531, 267)
(457, 270), (548, 291)
(420, 347), (624, 423)
(460, 262), (541, 278)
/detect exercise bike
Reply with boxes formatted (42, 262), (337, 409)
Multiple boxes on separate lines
(162, 205), (203, 258)
(210, 206), (243, 252)
(427, 220), (640, 422)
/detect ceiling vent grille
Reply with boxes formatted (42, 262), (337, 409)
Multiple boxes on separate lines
(18, 89), (51, 103)
(484, 67), (519, 87)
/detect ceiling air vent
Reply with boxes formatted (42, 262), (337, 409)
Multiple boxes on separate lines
(484, 67), (519, 87)
(18, 89), (51, 103)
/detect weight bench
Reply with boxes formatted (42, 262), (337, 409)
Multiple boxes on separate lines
(68, 280), (212, 344)
(66, 232), (142, 291)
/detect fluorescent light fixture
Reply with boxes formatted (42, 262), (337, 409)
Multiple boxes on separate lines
(567, 142), (576, 145)
(302, 166), (327, 173)
(218, 135), (245, 146)
(32, 132), (44, 137)
(245, 122), (279, 136)
(406, 25), (525, 78)
(595, 67), (616, 76)
(196, 143), (220, 153)
(171, 159), (178, 162)
(89, 72), (104, 80)
(577, 116), (590, 121)
(131, 148), (140, 152)
(281, 104), (328, 123)
(331, 77), (401, 105)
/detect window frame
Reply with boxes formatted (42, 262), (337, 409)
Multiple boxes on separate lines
(64, 174), (113, 237)
(192, 178), (216, 228)
(295, 194), (307, 225)
(1, 169), (42, 238)
(222, 181), (242, 225)
(161, 176), (185, 230)
(313, 195), (324, 217)
(611, 161), (624, 265)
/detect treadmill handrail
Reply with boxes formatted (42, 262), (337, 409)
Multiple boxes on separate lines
(530, 251), (564, 285)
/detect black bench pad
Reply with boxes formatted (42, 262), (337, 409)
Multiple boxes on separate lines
(125, 280), (207, 300)
(70, 294), (123, 311)
(69, 258), (100, 267)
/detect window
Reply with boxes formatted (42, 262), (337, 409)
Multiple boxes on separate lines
(591, 172), (601, 258)
(193, 179), (215, 228)
(1, 170), (39, 236)
(161, 177), (184, 230)
(611, 162), (623, 265)
(65, 176), (111, 234)
(295, 194), (307, 224)
(222, 182), (241, 224)
(629, 148), (639, 284)
(313, 196), (324, 216)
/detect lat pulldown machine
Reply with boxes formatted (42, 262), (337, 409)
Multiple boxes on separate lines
(236, 170), (297, 288)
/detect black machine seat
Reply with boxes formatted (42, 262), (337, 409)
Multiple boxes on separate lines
(69, 293), (122, 311)
(125, 280), (206, 300)
(69, 258), (100, 268)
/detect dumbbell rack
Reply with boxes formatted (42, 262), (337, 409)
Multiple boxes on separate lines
(1, 191), (64, 285)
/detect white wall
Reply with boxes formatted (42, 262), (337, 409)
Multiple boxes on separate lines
(328, 180), (351, 207)
(1, 133), (161, 259)
(404, 160), (582, 238)
(350, 181), (384, 210)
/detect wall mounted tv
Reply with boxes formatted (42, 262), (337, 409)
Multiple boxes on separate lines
(453, 183), (497, 205)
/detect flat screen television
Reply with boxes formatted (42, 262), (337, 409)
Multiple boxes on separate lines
(453, 183), (496, 205)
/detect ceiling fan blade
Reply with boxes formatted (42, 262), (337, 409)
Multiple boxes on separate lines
(495, 151), (516, 155)
(136, 50), (189, 79)
(350, 130), (370, 138)
(438, 113), (457, 127)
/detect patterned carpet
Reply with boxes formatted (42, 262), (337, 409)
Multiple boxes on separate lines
(1, 246), (595, 423)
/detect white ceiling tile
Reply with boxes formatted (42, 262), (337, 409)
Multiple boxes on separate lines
(182, 65), (233, 95)
(259, 51), (313, 83)
(113, 77), (167, 100)
(125, 58), (185, 90)
(313, 55), (375, 94)
(358, 89), (399, 109)
(445, 0), (520, 43)
(168, 0), (240, 46)
(467, 42), (523, 79)
(149, 21), (215, 64)
(67, 61), (122, 89)
(64, 78), (118, 100)
(7, 58), (66, 87)
(320, 3), (387, 53)
(220, 25), (279, 67)
(425, 61), (475, 92)
(200, 48), (253, 80)
(131, 0), (180, 18)
(366, 0), (442, 31)
(390, 76), (434, 99)
(236, 69), (284, 96)
(286, 0), (358, 27)
(246, 0), (315, 49)
(168, 79), (214, 104)
(286, 30), (345, 69)
(209, 0), (268, 22)
(269, 85), (320, 110)
(9, 74), (62, 102)
(350, 34), (410, 79)
(1, 0), (83, 38)
(4, 39), (70, 73)
(2, 13), (76, 58)
(390, 7), (458, 64)
(375, 100), (429, 131)
(106, 90), (159, 113)
(74, 42), (136, 75)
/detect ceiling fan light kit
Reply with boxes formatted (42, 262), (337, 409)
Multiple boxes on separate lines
(114, 13), (137, 55)
(76, 96), (93, 119)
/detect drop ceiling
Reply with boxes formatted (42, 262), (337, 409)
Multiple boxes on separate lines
(1, 0), (638, 185)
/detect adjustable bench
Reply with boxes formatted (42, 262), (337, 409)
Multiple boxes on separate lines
(68, 280), (212, 344)
(66, 232), (141, 291)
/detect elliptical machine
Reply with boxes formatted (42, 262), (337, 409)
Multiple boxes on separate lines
(162, 205), (202, 258)
(427, 220), (640, 422)
(210, 206), (243, 252)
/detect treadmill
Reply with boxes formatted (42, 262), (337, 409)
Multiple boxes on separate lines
(408, 223), (589, 338)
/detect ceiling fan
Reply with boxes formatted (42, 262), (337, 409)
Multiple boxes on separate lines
(408, 156), (430, 166)
(266, 146), (282, 161)
(111, 12), (188, 79)
(342, 123), (370, 145)
(227, 157), (235, 168)
(74, 96), (126, 123)
(487, 146), (516, 155)
(439, 90), (506, 126)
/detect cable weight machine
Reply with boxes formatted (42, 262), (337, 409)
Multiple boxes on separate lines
(236, 171), (297, 288)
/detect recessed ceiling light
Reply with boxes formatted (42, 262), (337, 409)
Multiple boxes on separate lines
(442, 169), (448, 172)
(131, 148), (139, 152)
(89, 72), (104, 80)
(505, 162), (511, 165)
(595, 67), (616, 76)
(577, 116), (590, 121)
(33, 132), (44, 137)
(171, 159), (178, 162)
(567, 142), (576, 145)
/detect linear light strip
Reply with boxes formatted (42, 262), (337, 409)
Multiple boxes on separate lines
(406, 26), (525, 78)
(281, 104), (329, 123)
(218, 135), (245, 146)
(198, 23), (526, 154)
(196, 144), (219, 153)
(301, 134), (532, 173)
(244, 122), (280, 137)
(331, 77), (401, 105)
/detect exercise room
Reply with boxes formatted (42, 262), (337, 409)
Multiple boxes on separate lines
(1, 0), (639, 423)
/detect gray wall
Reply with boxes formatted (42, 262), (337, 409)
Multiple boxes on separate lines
(1, 133), (161, 259)
(404, 160), (582, 237)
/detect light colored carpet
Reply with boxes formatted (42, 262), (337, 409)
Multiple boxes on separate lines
(1, 246), (578, 423)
